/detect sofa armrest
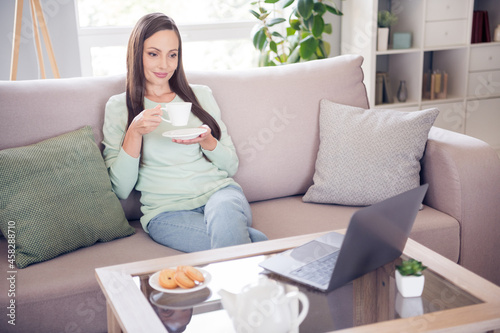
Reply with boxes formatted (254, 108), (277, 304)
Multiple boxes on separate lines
(421, 126), (500, 285)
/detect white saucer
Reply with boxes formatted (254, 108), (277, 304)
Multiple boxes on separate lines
(149, 268), (211, 294)
(162, 128), (207, 140)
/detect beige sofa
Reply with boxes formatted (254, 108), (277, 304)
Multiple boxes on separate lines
(1, 55), (499, 333)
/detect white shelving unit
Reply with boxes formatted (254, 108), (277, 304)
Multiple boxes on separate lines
(341, 0), (500, 156)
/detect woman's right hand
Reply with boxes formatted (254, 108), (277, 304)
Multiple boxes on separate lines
(122, 105), (162, 158)
(128, 105), (163, 136)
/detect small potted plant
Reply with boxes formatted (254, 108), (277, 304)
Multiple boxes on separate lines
(377, 10), (398, 51)
(395, 259), (427, 297)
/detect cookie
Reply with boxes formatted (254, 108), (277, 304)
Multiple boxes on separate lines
(158, 269), (178, 289)
(176, 265), (187, 272)
(183, 266), (205, 282)
(174, 270), (196, 289)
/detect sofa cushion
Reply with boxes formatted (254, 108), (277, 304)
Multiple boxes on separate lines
(0, 126), (135, 268)
(0, 220), (180, 333)
(303, 100), (438, 205)
(251, 196), (459, 263)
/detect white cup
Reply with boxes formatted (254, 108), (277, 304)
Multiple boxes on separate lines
(160, 102), (192, 126)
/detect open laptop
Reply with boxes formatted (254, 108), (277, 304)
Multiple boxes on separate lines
(259, 184), (428, 292)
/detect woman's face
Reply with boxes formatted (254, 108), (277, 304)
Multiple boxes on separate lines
(142, 29), (179, 89)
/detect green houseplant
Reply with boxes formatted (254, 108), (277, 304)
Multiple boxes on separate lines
(395, 259), (427, 297)
(377, 10), (398, 51)
(250, 0), (343, 66)
(377, 10), (398, 28)
(396, 259), (427, 276)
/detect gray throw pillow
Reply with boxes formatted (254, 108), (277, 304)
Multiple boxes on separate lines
(0, 126), (135, 268)
(303, 100), (438, 206)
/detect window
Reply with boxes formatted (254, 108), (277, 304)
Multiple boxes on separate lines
(76, 0), (258, 76)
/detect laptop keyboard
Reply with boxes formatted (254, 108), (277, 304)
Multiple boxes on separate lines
(289, 251), (339, 286)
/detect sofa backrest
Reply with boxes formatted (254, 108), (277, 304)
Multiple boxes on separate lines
(0, 74), (125, 151)
(187, 54), (369, 202)
(0, 54), (368, 217)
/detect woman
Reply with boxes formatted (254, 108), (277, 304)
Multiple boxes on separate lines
(102, 13), (267, 252)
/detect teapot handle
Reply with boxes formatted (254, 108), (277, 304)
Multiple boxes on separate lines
(286, 291), (309, 329)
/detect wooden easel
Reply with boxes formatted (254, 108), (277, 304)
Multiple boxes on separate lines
(10, 0), (60, 80)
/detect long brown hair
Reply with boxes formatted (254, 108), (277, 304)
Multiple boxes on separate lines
(125, 13), (221, 139)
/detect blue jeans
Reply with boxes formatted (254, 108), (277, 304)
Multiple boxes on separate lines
(147, 185), (268, 252)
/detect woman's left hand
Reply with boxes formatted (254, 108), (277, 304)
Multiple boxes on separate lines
(172, 125), (218, 151)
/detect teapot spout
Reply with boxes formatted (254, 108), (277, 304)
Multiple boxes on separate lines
(219, 289), (237, 317)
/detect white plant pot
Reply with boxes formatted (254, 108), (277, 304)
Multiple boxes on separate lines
(395, 270), (425, 297)
(377, 27), (389, 51)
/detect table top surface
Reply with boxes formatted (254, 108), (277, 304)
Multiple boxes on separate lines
(96, 231), (500, 333)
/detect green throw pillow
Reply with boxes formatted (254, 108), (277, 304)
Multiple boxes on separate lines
(0, 126), (135, 268)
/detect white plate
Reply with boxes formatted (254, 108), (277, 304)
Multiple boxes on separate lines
(149, 268), (211, 294)
(162, 128), (207, 140)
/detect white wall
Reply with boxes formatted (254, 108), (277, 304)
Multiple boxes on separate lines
(325, 8), (342, 57)
(0, 0), (81, 80)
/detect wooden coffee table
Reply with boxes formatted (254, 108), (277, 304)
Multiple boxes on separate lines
(95, 231), (500, 332)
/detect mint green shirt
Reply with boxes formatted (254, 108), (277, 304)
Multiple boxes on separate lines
(102, 85), (239, 231)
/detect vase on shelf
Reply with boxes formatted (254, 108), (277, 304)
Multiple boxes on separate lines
(377, 27), (389, 51)
(397, 80), (408, 103)
(494, 24), (500, 42)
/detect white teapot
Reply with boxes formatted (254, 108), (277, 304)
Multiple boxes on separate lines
(219, 276), (309, 333)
